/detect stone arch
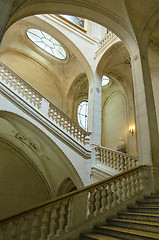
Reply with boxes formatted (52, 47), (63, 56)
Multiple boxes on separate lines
(57, 178), (77, 196)
(0, 111), (84, 197)
(0, 137), (51, 219)
(7, 1), (137, 52)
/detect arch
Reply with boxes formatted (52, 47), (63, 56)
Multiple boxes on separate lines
(0, 138), (51, 219)
(57, 177), (77, 196)
(7, 1), (137, 53)
(0, 111), (84, 194)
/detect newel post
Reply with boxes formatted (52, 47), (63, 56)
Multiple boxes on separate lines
(40, 98), (50, 117)
(71, 191), (88, 229)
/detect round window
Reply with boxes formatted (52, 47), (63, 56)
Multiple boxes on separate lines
(27, 29), (66, 60)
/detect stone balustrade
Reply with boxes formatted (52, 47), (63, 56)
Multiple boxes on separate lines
(0, 166), (151, 240)
(0, 62), (42, 109)
(98, 31), (115, 50)
(48, 103), (90, 145)
(94, 145), (138, 171)
(0, 61), (91, 147)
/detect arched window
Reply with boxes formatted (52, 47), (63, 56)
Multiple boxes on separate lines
(77, 101), (88, 131)
(26, 29), (66, 60)
(102, 75), (110, 86)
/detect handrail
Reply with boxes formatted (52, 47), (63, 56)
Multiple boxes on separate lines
(94, 144), (138, 171)
(0, 61), (91, 146)
(0, 165), (151, 240)
(0, 165), (145, 223)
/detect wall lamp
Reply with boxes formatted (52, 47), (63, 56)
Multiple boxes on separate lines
(129, 126), (135, 136)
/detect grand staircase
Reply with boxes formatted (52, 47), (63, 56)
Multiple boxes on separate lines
(80, 193), (159, 240)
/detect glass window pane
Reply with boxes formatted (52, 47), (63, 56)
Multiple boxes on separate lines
(27, 29), (66, 60)
(77, 101), (88, 131)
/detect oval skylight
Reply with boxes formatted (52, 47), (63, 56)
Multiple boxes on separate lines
(102, 75), (110, 86)
(26, 29), (66, 60)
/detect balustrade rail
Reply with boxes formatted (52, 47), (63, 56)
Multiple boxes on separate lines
(0, 61), (90, 147)
(0, 166), (151, 240)
(94, 145), (138, 171)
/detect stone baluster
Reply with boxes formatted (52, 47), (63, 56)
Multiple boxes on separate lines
(95, 147), (101, 163)
(121, 176), (127, 201)
(29, 91), (34, 104)
(47, 206), (57, 239)
(77, 129), (81, 142)
(113, 153), (117, 169)
(60, 115), (64, 128)
(20, 217), (29, 240)
(10, 222), (17, 240)
(101, 149), (104, 164)
(40, 209), (49, 240)
(25, 87), (29, 100)
(57, 203), (66, 236)
(0, 226), (6, 240)
(56, 111), (61, 126)
(133, 171), (138, 195)
(81, 132), (85, 144)
(0, 66), (4, 77)
(120, 155), (125, 171)
(126, 174), (131, 199)
(84, 134), (90, 146)
(4, 69), (9, 82)
(112, 180), (118, 207)
(107, 151), (110, 166)
(48, 107), (52, 119)
(35, 95), (41, 109)
(130, 172), (136, 196)
(65, 199), (73, 232)
(124, 156), (128, 170)
(63, 118), (68, 131)
(53, 109), (57, 123)
(136, 170), (141, 193)
(74, 126), (78, 140)
(31, 214), (39, 240)
(94, 188), (101, 216)
(32, 93), (37, 107)
(16, 78), (22, 94)
(103, 150), (106, 165)
(116, 154), (120, 170)
(67, 121), (71, 134)
(117, 178), (122, 204)
(100, 185), (107, 213)
(107, 183), (113, 210)
(13, 77), (18, 90)
(70, 124), (74, 136)
(110, 152), (113, 168)
(88, 190), (95, 218)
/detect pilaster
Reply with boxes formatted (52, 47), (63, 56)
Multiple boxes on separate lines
(88, 73), (102, 145)
(131, 46), (159, 190)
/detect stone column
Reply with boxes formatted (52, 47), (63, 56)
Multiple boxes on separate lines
(0, 0), (15, 43)
(131, 46), (159, 190)
(88, 72), (102, 146)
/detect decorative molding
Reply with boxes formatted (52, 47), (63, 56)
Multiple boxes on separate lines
(124, 57), (131, 67)
(15, 132), (40, 155)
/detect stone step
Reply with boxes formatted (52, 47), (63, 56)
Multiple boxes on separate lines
(118, 211), (159, 222)
(107, 218), (159, 233)
(144, 196), (159, 202)
(94, 226), (159, 240)
(127, 206), (159, 214)
(136, 200), (159, 207)
(79, 233), (121, 240)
